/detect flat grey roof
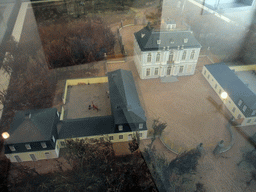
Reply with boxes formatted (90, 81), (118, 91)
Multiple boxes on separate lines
(205, 63), (256, 110)
(58, 116), (115, 139)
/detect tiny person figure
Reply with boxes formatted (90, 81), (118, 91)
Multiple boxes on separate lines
(88, 105), (91, 110)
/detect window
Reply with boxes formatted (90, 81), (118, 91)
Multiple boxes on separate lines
(156, 52), (161, 62)
(219, 89), (222, 94)
(237, 114), (242, 119)
(243, 105), (247, 112)
(146, 68), (150, 76)
(252, 110), (256, 116)
(169, 51), (174, 62)
(247, 119), (252, 123)
(238, 100), (242, 106)
(154, 68), (159, 75)
(9, 145), (16, 152)
(14, 155), (22, 162)
(167, 66), (172, 75)
(52, 135), (55, 143)
(41, 142), (47, 148)
(25, 144), (31, 150)
(232, 107), (236, 113)
(190, 50), (195, 59)
(215, 84), (218, 89)
(179, 66), (184, 73)
(60, 141), (66, 147)
(29, 154), (37, 161)
(109, 136), (113, 140)
(119, 135), (123, 140)
(139, 123), (143, 129)
(207, 74), (210, 79)
(157, 40), (161, 44)
(204, 70), (206, 75)
(128, 134), (132, 140)
(139, 133), (143, 137)
(118, 125), (123, 131)
(182, 51), (187, 60)
(147, 53), (151, 62)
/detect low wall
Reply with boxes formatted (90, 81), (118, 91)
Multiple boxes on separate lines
(229, 65), (256, 71)
(62, 76), (108, 104)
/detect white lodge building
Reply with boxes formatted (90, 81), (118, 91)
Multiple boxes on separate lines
(134, 23), (201, 79)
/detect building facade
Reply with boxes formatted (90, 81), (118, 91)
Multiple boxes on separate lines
(134, 23), (201, 79)
(202, 63), (256, 126)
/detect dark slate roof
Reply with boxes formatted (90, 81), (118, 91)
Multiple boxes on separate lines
(58, 116), (114, 139)
(5, 108), (58, 144)
(108, 70), (146, 130)
(165, 19), (176, 25)
(205, 63), (256, 111)
(134, 26), (201, 51)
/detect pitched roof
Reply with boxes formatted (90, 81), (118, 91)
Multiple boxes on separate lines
(58, 116), (115, 139)
(205, 63), (256, 112)
(134, 26), (201, 51)
(108, 70), (146, 130)
(5, 108), (58, 144)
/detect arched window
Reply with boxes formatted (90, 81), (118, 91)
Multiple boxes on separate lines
(147, 53), (152, 63)
(182, 51), (187, 60)
(156, 52), (161, 62)
(169, 51), (174, 62)
(190, 50), (195, 59)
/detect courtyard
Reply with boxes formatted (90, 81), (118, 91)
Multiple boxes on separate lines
(106, 24), (256, 191)
(64, 83), (111, 119)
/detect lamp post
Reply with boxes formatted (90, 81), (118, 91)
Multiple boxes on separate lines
(219, 91), (228, 111)
(0, 132), (9, 155)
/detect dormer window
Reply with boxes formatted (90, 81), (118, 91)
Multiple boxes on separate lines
(25, 144), (31, 150)
(243, 105), (247, 112)
(52, 135), (55, 143)
(252, 110), (256, 116)
(184, 38), (188, 43)
(170, 39), (174, 44)
(41, 142), (47, 148)
(157, 40), (161, 44)
(139, 123), (143, 129)
(238, 100), (242, 106)
(118, 125), (123, 131)
(9, 145), (16, 152)
(141, 33), (145, 38)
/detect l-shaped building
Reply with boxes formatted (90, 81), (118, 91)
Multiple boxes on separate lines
(4, 69), (148, 162)
(202, 63), (256, 126)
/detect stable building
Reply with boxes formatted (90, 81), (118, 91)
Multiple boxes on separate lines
(202, 63), (256, 126)
(4, 69), (147, 162)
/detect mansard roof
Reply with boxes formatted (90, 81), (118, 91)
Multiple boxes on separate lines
(134, 26), (201, 51)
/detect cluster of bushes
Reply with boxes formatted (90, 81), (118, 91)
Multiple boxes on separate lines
(39, 19), (115, 68)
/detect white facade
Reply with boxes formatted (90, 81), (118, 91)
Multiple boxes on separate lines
(134, 37), (200, 79)
(202, 65), (256, 126)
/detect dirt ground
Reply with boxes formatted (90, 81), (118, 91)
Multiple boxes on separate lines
(64, 83), (111, 119)
(107, 24), (256, 191)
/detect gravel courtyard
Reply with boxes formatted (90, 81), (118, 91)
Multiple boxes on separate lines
(106, 24), (256, 191)
(64, 83), (111, 119)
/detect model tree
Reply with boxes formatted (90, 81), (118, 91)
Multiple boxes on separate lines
(39, 19), (115, 69)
